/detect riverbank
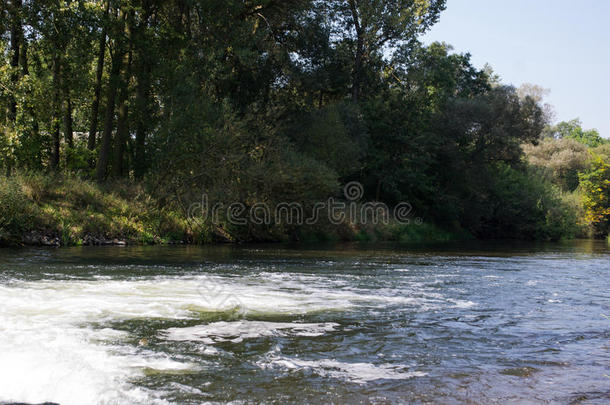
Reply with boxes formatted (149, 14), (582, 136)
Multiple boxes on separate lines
(0, 172), (470, 247)
(0, 172), (190, 247)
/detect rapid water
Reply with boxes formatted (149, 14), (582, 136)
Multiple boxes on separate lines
(0, 241), (608, 404)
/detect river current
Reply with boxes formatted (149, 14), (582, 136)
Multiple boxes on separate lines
(0, 241), (608, 404)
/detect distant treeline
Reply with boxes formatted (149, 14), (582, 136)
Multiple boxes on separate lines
(1, 0), (608, 242)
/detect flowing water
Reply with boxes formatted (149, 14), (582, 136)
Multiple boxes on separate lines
(0, 241), (608, 404)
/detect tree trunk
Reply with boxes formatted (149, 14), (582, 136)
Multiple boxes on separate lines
(112, 90), (129, 178)
(96, 8), (126, 182)
(88, 0), (110, 158)
(6, 0), (22, 123)
(4, 0), (22, 176)
(50, 54), (61, 170)
(112, 50), (132, 178)
(63, 86), (74, 168)
(95, 54), (123, 182)
(348, 0), (363, 103)
(352, 37), (363, 102)
(133, 66), (150, 179)
(63, 88), (74, 148)
(20, 34), (28, 76)
(133, 4), (152, 179)
(20, 36), (43, 169)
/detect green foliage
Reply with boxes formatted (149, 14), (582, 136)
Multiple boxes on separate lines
(388, 222), (472, 244)
(592, 144), (610, 161)
(462, 163), (580, 240)
(322, 0), (447, 100)
(0, 1), (596, 244)
(0, 175), (34, 243)
(286, 102), (367, 178)
(579, 156), (610, 238)
(527, 124), (609, 239)
(523, 138), (591, 191)
(545, 119), (608, 148)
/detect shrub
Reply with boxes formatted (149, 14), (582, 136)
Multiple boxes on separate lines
(523, 138), (591, 191)
(0, 175), (35, 243)
(464, 163), (580, 240)
(579, 156), (610, 238)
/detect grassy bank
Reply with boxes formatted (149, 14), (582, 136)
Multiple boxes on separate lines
(0, 173), (471, 247)
(0, 172), (198, 246)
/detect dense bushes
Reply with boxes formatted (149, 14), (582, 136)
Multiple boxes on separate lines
(522, 126), (610, 239)
(579, 156), (610, 238)
(461, 163), (580, 240)
(523, 139), (591, 192)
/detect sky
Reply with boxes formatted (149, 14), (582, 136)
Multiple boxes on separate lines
(423, 0), (610, 137)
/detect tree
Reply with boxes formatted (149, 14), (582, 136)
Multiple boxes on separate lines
(517, 83), (555, 123)
(5, 0), (22, 126)
(326, 0), (446, 101)
(579, 156), (610, 238)
(87, 0), (110, 159)
(112, 41), (132, 178)
(96, 5), (127, 182)
(545, 119), (607, 148)
(132, 0), (155, 179)
(0, 0), (589, 243)
(523, 138), (591, 191)
(359, 42), (490, 206)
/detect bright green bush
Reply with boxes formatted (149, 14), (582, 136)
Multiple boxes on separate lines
(579, 156), (610, 238)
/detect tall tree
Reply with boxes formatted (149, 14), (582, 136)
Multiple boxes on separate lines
(327, 0), (446, 102)
(88, 0), (110, 158)
(112, 46), (132, 178)
(133, 0), (155, 179)
(63, 86), (74, 150)
(50, 54), (61, 169)
(96, 6), (127, 182)
(6, 0), (22, 124)
(19, 28), (43, 169)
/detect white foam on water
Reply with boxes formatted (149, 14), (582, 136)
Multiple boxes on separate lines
(447, 298), (477, 308)
(0, 278), (219, 405)
(259, 356), (427, 384)
(0, 271), (461, 404)
(0, 323), (178, 405)
(162, 321), (339, 343)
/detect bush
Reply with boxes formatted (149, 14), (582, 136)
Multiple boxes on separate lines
(0, 175), (35, 243)
(523, 138), (590, 191)
(388, 222), (472, 243)
(463, 163), (580, 240)
(579, 156), (610, 238)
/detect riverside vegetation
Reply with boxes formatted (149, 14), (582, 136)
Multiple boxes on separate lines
(1, 0), (609, 246)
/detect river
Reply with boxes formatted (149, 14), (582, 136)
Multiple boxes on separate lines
(0, 241), (608, 404)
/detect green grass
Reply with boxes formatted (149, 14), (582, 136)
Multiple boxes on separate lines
(0, 172), (478, 247)
(0, 172), (208, 246)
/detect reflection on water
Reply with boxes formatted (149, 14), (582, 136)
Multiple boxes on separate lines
(0, 240), (608, 404)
